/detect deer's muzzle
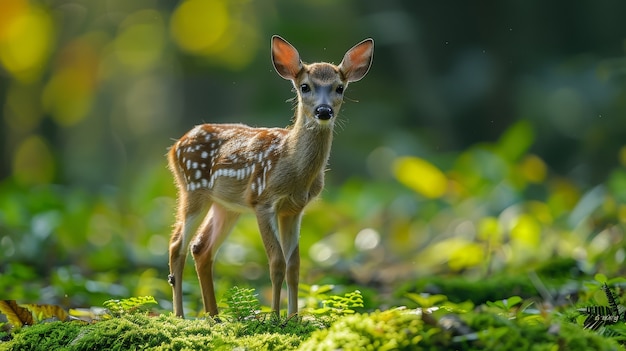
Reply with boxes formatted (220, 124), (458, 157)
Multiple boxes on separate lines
(314, 104), (334, 120)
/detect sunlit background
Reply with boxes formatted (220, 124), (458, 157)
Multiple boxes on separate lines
(2, 0), (626, 313)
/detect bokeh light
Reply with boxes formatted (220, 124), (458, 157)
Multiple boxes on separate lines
(0, 0), (54, 82)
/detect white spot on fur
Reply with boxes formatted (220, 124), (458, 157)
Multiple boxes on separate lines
(188, 125), (206, 139)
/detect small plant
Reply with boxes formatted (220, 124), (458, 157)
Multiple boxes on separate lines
(405, 292), (449, 309)
(485, 295), (529, 320)
(579, 283), (626, 330)
(102, 296), (157, 317)
(221, 286), (261, 321)
(321, 290), (364, 315)
(299, 284), (364, 317)
(299, 284), (335, 311)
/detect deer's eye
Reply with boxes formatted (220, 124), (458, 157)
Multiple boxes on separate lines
(300, 84), (311, 93)
(336, 85), (344, 94)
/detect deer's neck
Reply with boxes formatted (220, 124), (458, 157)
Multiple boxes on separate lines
(285, 113), (334, 179)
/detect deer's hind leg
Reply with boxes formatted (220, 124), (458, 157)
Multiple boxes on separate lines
(169, 192), (210, 318)
(191, 203), (240, 316)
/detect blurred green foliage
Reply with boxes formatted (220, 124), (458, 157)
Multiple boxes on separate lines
(1, 0), (626, 317)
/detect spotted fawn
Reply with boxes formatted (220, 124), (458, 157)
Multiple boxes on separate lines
(167, 35), (374, 318)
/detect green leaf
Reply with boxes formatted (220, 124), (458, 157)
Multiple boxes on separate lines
(405, 293), (448, 308)
(221, 286), (260, 321)
(103, 296), (157, 316)
(594, 273), (608, 284)
(505, 296), (523, 309)
(496, 119), (534, 162)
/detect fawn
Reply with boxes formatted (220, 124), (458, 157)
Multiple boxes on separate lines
(167, 35), (374, 318)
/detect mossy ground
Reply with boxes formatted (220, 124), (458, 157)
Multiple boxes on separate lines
(1, 314), (307, 351)
(1, 303), (624, 351)
(2, 272), (626, 350)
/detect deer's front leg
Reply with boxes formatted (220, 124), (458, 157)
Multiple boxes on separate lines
(279, 212), (302, 316)
(255, 205), (285, 315)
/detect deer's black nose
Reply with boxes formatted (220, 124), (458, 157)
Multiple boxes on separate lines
(314, 104), (334, 120)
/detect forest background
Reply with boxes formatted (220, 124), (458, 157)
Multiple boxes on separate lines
(2, 0), (626, 315)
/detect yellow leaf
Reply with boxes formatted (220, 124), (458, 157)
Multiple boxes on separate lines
(519, 154), (547, 184)
(527, 201), (553, 224)
(393, 156), (447, 199)
(170, 0), (229, 54)
(12, 135), (55, 186)
(510, 213), (541, 248)
(0, 300), (33, 329)
(477, 216), (502, 244)
(21, 303), (69, 323)
(421, 238), (485, 271)
(0, 2), (54, 82)
(448, 241), (485, 271)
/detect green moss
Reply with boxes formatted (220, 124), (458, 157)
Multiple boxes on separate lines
(300, 307), (623, 351)
(1, 313), (308, 351)
(234, 315), (321, 338)
(70, 314), (175, 350)
(0, 320), (83, 351)
(299, 309), (424, 351)
(465, 312), (622, 351)
(1, 302), (624, 350)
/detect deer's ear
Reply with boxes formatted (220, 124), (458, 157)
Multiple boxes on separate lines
(272, 36), (302, 80)
(339, 38), (374, 82)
